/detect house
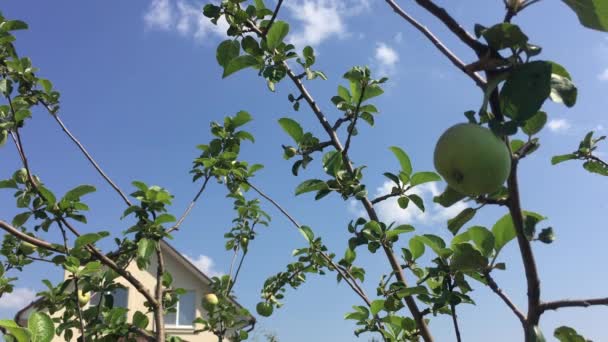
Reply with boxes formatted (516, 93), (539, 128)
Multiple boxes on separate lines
(14, 241), (255, 341)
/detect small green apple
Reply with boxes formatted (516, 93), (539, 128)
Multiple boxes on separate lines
(203, 293), (219, 310)
(240, 237), (248, 245)
(256, 302), (273, 317)
(434, 123), (511, 196)
(19, 241), (36, 255)
(78, 290), (91, 307)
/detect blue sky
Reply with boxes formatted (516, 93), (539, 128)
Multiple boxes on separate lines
(1, 1), (607, 341)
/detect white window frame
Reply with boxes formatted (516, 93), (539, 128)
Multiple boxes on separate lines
(164, 290), (196, 329)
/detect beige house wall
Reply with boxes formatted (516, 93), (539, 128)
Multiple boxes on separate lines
(18, 242), (250, 342)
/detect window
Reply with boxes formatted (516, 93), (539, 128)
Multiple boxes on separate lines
(90, 288), (129, 308)
(165, 291), (196, 328)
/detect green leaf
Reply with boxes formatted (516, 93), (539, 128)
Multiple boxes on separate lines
(562, 0), (608, 32)
(413, 234), (451, 258)
(133, 311), (149, 330)
(386, 225), (415, 239)
(232, 111), (253, 128)
(583, 160), (608, 176)
(0, 320), (31, 342)
(448, 208), (476, 235)
(492, 213), (516, 254)
(409, 238), (425, 260)
(522, 111), (547, 136)
(434, 186), (465, 208)
(63, 185), (96, 201)
(408, 194), (425, 212)
(266, 21), (289, 50)
(155, 214), (176, 224)
(397, 196), (409, 209)
(370, 299), (385, 315)
(278, 118), (304, 143)
(223, 55), (260, 78)
(450, 243), (488, 272)
(360, 84), (383, 102)
(295, 179), (327, 195)
(337, 85), (351, 103)
(551, 153), (578, 165)
(500, 61), (552, 122)
(137, 238), (156, 261)
(554, 326), (589, 342)
(452, 226), (495, 257)
(397, 286), (428, 298)
(29, 312), (54, 342)
(75, 232), (108, 250)
(481, 23), (528, 50)
(389, 146), (412, 175)
(550, 73), (577, 107)
(298, 225), (315, 243)
(14, 109), (31, 122)
(0, 20), (28, 31)
(216, 40), (240, 67)
(0, 179), (18, 189)
(410, 172), (441, 186)
(38, 186), (56, 206)
(12, 212), (31, 228)
(344, 248), (356, 264)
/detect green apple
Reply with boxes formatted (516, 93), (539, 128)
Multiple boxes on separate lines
(78, 290), (91, 307)
(434, 123), (511, 196)
(19, 241), (36, 255)
(256, 302), (273, 317)
(203, 293), (219, 310)
(240, 237), (248, 245)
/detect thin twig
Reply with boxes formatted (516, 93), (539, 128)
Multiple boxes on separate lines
(383, 0), (486, 89)
(167, 175), (211, 234)
(154, 244), (166, 342)
(343, 84), (366, 156)
(263, 0), (284, 36)
(371, 192), (403, 205)
(540, 297), (608, 312)
(484, 271), (526, 324)
(507, 153), (541, 329)
(40, 101), (132, 207)
(411, 0), (486, 55)
(0, 220), (64, 253)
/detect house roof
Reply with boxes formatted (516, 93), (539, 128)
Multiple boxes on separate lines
(14, 240), (255, 329)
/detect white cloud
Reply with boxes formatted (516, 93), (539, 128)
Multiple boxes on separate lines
(143, 0), (227, 40)
(144, 0), (174, 30)
(349, 182), (468, 227)
(598, 68), (608, 81)
(375, 43), (398, 67)
(374, 42), (399, 77)
(547, 118), (571, 133)
(0, 288), (37, 309)
(287, 0), (369, 47)
(185, 254), (222, 277)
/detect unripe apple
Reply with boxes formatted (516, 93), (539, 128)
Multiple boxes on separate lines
(19, 241), (36, 255)
(78, 290), (91, 307)
(434, 123), (511, 196)
(203, 293), (219, 310)
(240, 237), (248, 245)
(256, 302), (273, 317)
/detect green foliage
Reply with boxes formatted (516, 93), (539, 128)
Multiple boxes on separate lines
(553, 131), (608, 176)
(554, 326), (591, 342)
(562, 0), (608, 31)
